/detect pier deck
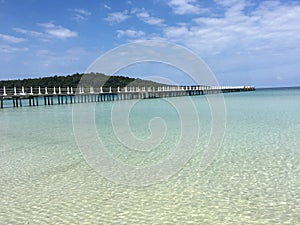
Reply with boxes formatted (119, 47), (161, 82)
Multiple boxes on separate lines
(0, 85), (255, 109)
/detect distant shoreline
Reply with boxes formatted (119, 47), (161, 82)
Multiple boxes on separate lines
(256, 86), (300, 90)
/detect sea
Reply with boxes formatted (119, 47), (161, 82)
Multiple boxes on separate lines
(0, 87), (299, 224)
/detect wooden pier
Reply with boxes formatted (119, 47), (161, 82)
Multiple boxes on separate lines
(0, 85), (255, 109)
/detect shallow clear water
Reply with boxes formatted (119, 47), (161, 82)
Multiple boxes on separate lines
(0, 88), (299, 224)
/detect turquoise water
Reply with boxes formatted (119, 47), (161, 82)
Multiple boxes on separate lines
(0, 88), (299, 224)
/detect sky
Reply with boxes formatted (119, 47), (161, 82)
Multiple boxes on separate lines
(0, 0), (300, 87)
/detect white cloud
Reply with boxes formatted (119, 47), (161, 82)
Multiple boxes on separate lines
(0, 33), (26, 43)
(13, 28), (43, 37)
(13, 24), (77, 41)
(214, 0), (246, 8)
(117, 29), (145, 38)
(276, 75), (283, 81)
(133, 8), (165, 26)
(73, 8), (91, 16)
(38, 23), (78, 39)
(0, 45), (19, 53)
(215, 0), (251, 19)
(36, 49), (54, 57)
(159, 0), (300, 86)
(72, 8), (91, 23)
(34, 48), (88, 70)
(104, 4), (111, 10)
(105, 10), (130, 24)
(168, 0), (207, 15)
(163, 1), (300, 55)
(0, 45), (28, 53)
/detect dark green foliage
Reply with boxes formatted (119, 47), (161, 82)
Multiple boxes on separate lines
(0, 73), (164, 88)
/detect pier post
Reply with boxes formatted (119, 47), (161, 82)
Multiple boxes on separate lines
(80, 87), (84, 94)
(20, 87), (25, 96)
(14, 87), (17, 96)
(90, 87), (94, 94)
(3, 86), (7, 96)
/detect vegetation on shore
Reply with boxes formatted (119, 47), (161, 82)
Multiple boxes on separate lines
(0, 73), (165, 88)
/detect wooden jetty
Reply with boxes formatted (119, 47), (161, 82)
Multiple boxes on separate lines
(0, 85), (255, 109)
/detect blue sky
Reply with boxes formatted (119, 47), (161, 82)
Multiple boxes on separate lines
(0, 0), (300, 87)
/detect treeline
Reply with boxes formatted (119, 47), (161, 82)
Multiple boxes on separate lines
(0, 73), (164, 89)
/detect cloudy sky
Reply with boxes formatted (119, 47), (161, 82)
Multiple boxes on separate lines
(0, 0), (299, 87)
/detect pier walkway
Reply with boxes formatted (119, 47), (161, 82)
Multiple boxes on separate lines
(0, 85), (255, 109)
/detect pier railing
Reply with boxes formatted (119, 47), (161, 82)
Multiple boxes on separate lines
(0, 85), (255, 108)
